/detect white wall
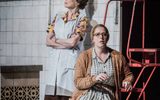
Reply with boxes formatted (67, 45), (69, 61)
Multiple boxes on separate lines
(0, 0), (49, 99)
(0, 0), (121, 100)
(0, 0), (48, 66)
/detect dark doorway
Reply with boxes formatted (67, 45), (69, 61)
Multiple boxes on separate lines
(121, 0), (160, 100)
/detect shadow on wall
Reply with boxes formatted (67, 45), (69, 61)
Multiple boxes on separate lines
(84, 0), (98, 50)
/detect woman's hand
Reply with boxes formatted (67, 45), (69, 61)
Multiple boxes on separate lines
(122, 81), (132, 92)
(46, 33), (58, 47)
(51, 35), (56, 43)
(96, 73), (108, 83)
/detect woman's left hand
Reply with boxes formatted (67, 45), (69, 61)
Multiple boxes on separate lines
(51, 35), (56, 40)
(122, 81), (132, 92)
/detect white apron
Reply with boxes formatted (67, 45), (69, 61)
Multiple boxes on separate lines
(45, 10), (87, 96)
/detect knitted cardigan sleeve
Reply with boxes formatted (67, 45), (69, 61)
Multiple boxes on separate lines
(74, 49), (97, 90)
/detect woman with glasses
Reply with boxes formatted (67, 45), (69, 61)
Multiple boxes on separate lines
(71, 24), (134, 100)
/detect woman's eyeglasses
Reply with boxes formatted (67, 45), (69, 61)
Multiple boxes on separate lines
(93, 32), (107, 37)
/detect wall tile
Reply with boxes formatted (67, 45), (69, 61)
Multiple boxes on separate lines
(13, 19), (19, 31)
(6, 7), (13, 19)
(25, 45), (32, 56)
(6, 19), (13, 31)
(0, 20), (7, 32)
(0, 7), (7, 19)
(6, 44), (12, 56)
(0, 56), (6, 65)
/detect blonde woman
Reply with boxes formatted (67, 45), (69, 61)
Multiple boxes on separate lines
(72, 24), (134, 100)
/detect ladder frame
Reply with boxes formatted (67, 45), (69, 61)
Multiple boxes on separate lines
(103, 0), (160, 100)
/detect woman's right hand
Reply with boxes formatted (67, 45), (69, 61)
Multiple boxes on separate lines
(96, 73), (108, 82)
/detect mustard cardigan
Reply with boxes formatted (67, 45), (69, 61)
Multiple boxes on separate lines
(72, 47), (134, 100)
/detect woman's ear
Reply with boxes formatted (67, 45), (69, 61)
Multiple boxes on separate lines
(75, 1), (79, 7)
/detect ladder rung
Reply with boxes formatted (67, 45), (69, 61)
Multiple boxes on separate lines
(129, 63), (142, 67)
(129, 48), (157, 52)
(121, 88), (142, 92)
(129, 63), (160, 67)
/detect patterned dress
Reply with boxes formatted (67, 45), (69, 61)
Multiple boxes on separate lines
(79, 49), (116, 100)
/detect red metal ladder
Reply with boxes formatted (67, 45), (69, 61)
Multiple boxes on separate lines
(125, 48), (158, 100)
(103, 0), (159, 100)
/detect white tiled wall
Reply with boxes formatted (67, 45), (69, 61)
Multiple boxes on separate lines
(0, 0), (48, 66)
(0, 0), (121, 100)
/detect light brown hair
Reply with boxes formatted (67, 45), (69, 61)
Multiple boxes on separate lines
(90, 24), (109, 41)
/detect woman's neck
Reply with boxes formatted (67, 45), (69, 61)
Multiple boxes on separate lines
(68, 8), (78, 14)
(94, 47), (109, 63)
(94, 46), (108, 55)
(68, 7), (78, 16)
